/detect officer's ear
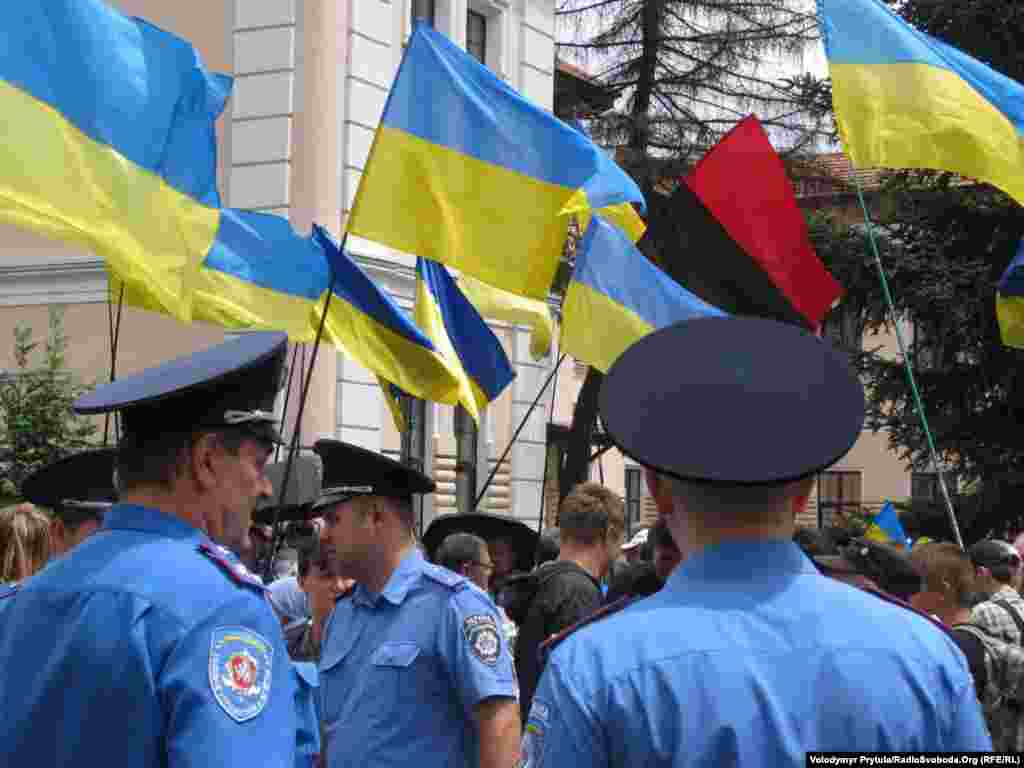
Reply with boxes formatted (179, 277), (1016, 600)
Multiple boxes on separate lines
(190, 432), (224, 492)
(644, 468), (674, 517)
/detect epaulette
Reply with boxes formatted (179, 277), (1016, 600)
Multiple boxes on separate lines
(422, 563), (467, 591)
(540, 595), (636, 662)
(198, 542), (266, 593)
(858, 582), (958, 642)
(0, 582), (19, 600)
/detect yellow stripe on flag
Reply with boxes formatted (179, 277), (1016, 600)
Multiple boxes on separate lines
(0, 80), (219, 323)
(348, 126), (571, 301)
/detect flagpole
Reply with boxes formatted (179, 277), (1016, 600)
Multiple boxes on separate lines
(264, 232), (343, 581)
(273, 344), (302, 464)
(853, 182), (964, 550)
(536, 349), (563, 532)
(473, 353), (566, 512)
(103, 284), (126, 447)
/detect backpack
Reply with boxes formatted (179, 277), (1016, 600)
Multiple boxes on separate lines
(496, 562), (593, 627)
(952, 623), (1024, 751)
(992, 599), (1024, 645)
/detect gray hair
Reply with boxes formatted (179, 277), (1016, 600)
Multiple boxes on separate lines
(435, 532), (487, 572)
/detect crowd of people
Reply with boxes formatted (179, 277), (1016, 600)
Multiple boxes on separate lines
(0, 316), (1016, 765)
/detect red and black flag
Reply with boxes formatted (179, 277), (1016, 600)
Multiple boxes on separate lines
(671, 115), (842, 331)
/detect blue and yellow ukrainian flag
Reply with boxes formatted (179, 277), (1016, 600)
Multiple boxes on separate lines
(415, 259), (516, 423)
(561, 216), (726, 373)
(458, 274), (554, 362)
(818, 0), (1024, 206)
(997, 239), (1024, 349)
(864, 501), (909, 550)
(346, 22), (646, 301)
(1, 1), (231, 322)
(316, 228), (462, 405)
(377, 378), (409, 434)
(113, 210), (329, 342)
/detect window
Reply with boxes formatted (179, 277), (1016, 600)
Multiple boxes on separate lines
(912, 471), (957, 503)
(467, 10), (487, 64)
(411, 0), (435, 26)
(625, 467), (643, 538)
(817, 470), (862, 527)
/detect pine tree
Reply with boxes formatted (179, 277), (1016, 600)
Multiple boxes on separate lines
(0, 307), (98, 500)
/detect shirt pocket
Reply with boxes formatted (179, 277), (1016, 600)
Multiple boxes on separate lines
(370, 641), (446, 708)
(371, 641), (420, 668)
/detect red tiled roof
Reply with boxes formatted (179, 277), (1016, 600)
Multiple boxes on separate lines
(556, 58), (598, 83)
(790, 152), (886, 197)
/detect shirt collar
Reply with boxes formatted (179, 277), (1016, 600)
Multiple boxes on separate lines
(101, 503), (209, 543)
(354, 548), (424, 607)
(667, 537), (817, 590)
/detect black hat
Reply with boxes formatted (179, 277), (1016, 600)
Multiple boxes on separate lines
(814, 538), (923, 601)
(73, 332), (288, 442)
(252, 454), (324, 525)
(311, 439), (435, 511)
(21, 449), (118, 525)
(422, 512), (539, 572)
(599, 316), (865, 486)
(969, 539), (1020, 568)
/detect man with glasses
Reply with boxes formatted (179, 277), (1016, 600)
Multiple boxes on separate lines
(436, 532), (495, 591)
(20, 448), (118, 557)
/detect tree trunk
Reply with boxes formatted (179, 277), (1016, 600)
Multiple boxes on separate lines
(561, 367), (603, 501)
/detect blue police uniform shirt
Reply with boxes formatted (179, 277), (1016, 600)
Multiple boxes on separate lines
(0, 504), (295, 767)
(319, 548), (518, 768)
(292, 661), (321, 768)
(523, 539), (992, 767)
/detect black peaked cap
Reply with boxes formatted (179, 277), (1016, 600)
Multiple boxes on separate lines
(311, 439), (435, 511)
(21, 448), (118, 523)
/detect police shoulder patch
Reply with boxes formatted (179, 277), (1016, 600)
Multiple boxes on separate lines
(208, 626), (274, 722)
(199, 543), (266, 594)
(463, 613), (502, 666)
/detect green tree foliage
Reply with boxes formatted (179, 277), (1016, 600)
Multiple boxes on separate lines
(807, 0), (1024, 540)
(0, 307), (98, 499)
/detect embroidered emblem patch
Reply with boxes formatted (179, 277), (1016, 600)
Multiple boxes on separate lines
(463, 613), (501, 666)
(209, 627), (273, 722)
(518, 721), (545, 768)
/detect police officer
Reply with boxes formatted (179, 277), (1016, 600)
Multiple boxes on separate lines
(21, 447), (118, 557)
(0, 332), (295, 767)
(312, 438), (520, 768)
(522, 316), (991, 766)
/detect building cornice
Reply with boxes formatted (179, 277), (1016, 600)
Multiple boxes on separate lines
(0, 258), (109, 305)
